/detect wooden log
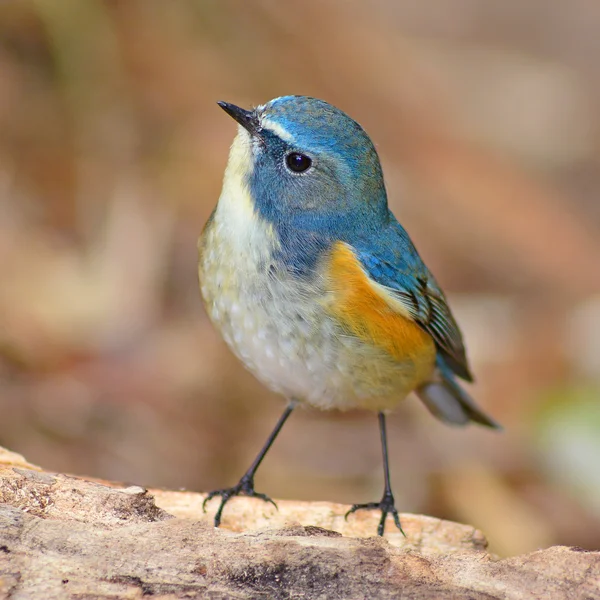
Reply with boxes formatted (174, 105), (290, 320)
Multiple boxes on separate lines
(0, 446), (597, 599)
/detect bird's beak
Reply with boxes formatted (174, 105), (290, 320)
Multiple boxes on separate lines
(217, 101), (260, 137)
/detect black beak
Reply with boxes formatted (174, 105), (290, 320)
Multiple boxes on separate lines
(217, 101), (260, 136)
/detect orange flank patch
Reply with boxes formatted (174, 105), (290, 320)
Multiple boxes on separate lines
(325, 242), (436, 381)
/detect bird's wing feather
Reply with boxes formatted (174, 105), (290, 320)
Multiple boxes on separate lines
(355, 234), (473, 382)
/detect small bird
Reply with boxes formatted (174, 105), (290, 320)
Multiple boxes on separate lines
(199, 96), (500, 536)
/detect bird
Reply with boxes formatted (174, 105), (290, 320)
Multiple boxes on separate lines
(198, 95), (501, 536)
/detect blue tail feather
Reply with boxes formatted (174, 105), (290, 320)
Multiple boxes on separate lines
(416, 356), (501, 429)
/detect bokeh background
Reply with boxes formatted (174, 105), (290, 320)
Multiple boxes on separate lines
(1, 0), (599, 557)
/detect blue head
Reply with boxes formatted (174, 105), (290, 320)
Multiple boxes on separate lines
(219, 96), (390, 231)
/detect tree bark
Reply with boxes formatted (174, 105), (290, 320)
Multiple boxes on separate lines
(0, 446), (598, 599)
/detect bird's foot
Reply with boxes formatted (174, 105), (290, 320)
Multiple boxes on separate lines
(202, 475), (277, 527)
(345, 490), (405, 537)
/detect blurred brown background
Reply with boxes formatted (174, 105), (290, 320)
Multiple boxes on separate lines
(1, 0), (599, 557)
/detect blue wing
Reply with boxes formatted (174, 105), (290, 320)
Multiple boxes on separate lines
(353, 218), (473, 382)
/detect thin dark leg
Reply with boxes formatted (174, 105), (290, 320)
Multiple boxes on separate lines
(379, 412), (393, 499)
(345, 412), (405, 536)
(203, 401), (296, 527)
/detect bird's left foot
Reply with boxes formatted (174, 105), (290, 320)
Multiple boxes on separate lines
(345, 491), (405, 536)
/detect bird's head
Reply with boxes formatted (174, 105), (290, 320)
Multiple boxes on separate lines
(218, 96), (389, 235)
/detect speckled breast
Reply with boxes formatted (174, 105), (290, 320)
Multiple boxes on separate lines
(198, 209), (423, 412)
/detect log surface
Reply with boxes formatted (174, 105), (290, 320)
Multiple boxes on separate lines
(0, 446), (598, 599)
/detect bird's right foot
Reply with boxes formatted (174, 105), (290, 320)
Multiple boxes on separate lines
(202, 475), (277, 527)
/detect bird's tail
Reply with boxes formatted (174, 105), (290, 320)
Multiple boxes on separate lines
(416, 357), (501, 429)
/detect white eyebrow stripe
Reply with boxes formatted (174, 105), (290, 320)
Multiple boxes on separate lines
(260, 118), (295, 143)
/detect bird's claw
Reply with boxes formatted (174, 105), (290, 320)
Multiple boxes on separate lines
(203, 476), (278, 527)
(345, 492), (405, 537)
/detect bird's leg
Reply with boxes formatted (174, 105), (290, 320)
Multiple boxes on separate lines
(203, 401), (296, 527)
(345, 412), (405, 536)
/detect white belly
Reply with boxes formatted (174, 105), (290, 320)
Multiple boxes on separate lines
(199, 217), (415, 412)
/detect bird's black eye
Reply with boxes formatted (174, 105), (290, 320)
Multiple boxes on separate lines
(285, 152), (312, 173)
